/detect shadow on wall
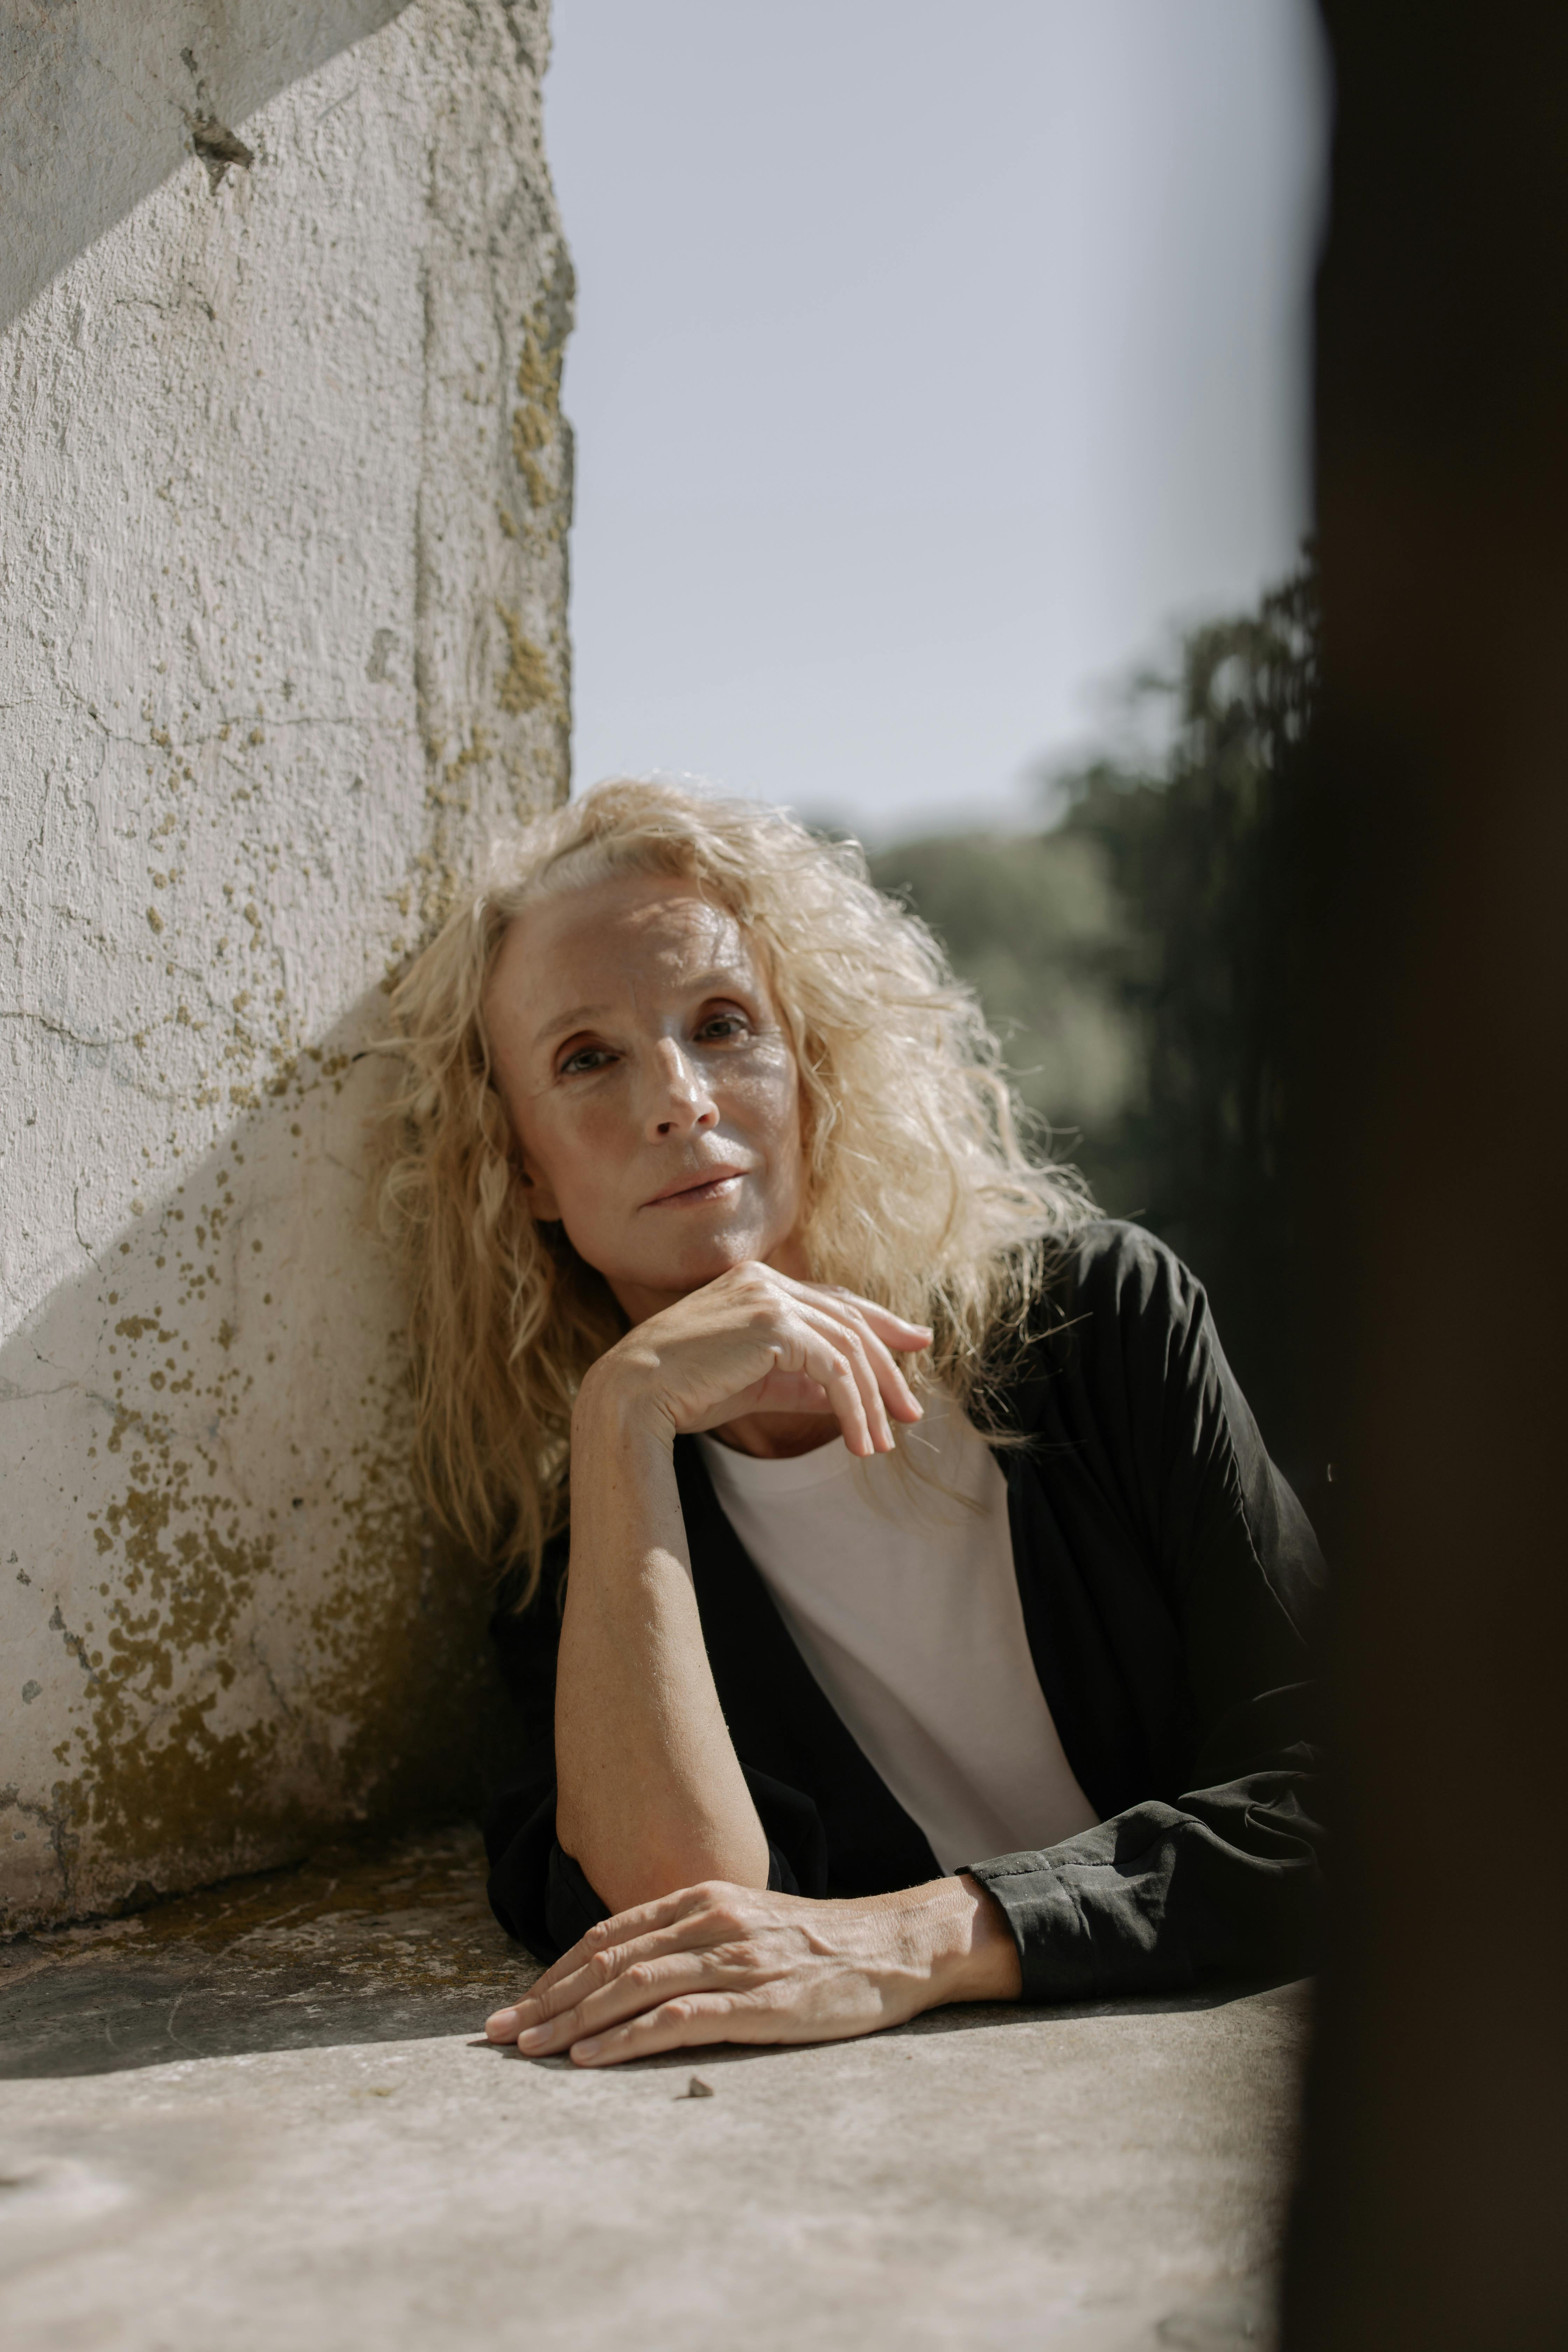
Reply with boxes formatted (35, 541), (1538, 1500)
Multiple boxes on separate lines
(2, 993), (517, 1935)
(0, 0), (425, 334)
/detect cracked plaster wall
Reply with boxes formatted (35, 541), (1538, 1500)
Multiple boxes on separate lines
(0, 0), (572, 1929)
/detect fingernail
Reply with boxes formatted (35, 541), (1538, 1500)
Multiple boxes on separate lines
(573, 2037), (601, 2059)
(486, 2008), (519, 2037)
(517, 2023), (552, 2051)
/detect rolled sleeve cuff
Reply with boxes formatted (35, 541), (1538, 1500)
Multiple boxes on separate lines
(964, 1851), (1102, 2005)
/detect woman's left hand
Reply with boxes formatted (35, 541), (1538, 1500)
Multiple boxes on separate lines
(483, 1873), (1022, 2066)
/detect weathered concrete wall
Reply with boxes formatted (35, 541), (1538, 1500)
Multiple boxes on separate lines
(0, 0), (573, 1930)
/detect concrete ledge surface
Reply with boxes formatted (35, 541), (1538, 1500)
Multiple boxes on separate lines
(0, 1828), (1303, 2350)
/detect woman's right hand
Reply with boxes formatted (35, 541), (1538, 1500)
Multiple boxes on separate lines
(578, 1262), (932, 1458)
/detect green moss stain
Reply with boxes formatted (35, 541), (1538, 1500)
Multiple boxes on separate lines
(31, 1046), (512, 1925)
(54, 1356), (503, 1905)
(50, 1314), (285, 1880)
(495, 607), (557, 718)
(510, 310), (566, 522)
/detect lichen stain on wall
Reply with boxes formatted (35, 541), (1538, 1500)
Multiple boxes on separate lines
(11, 1032), (516, 1929)
(418, 250), (576, 936)
(497, 605), (559, 719)
(1, 0), (570, 1930)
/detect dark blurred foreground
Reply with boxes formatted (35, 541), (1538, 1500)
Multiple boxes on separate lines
(1279, 2), (1568, 2344)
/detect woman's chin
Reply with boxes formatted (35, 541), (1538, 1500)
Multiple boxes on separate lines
(674, 1237), (762, 1288)
(638, 1230), (770, 1299)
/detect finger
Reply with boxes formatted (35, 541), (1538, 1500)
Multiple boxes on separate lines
(728, 1265), (930, 1392)
(504, 1940), (643, 2045)
(777, 1278), (932, 1412)
(514, 1949), (739, 2056)
(797, 1305), (893, 1451)
(818, 1301), (925, 1426)
(797, 1296), (922, 1433)
(763, 1322), (872, 1456)
(786, 1326), (876, 1457)
(799, 1282), (934, 1353)
(568, 1990), (778, 2067)
(506, 1902), (753, 2033)
(485, 1887), (708, 2034)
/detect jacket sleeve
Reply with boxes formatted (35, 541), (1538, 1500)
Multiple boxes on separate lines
(967, 1225), (1326, 2000)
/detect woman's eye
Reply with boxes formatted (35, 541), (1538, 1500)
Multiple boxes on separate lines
(559, 1045), (615, 1077)
(697, 1012), (750, 1042)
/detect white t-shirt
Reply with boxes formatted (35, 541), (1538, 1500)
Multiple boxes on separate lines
(695, 1392), (1098, 1874)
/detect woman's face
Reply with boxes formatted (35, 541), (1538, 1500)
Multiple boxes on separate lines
(484, 873), (807, 1324)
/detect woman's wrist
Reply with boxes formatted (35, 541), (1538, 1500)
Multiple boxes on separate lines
(566, 1354), (688, 1592)
(903, 1874), (1024, 2007)
(573, 1348), (675, 1457)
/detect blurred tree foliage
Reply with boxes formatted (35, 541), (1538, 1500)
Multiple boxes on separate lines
(870, 559), (1318, 1474)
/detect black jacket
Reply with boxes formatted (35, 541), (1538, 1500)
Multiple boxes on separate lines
(483, 1221), (1325, 1998)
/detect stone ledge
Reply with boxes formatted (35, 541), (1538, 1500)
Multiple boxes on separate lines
(0, 1827), (1304, 2351)
(0, 1825), (534, 2080)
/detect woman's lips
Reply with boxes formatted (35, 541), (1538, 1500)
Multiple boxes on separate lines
(641, 1168), (747, 1208)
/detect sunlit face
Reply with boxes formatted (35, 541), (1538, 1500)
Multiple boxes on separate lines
(484, 873), (807, 1324)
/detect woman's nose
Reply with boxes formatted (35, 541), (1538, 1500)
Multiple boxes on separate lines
(644, 1040), (718, 1140)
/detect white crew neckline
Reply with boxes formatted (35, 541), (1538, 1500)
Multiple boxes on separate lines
(698, 1428), (861, 1495)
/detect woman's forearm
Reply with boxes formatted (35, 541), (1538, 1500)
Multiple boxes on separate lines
(554, 1370), (769, 1911)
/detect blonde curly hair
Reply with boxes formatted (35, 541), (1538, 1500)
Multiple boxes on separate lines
(376, 779), (1094, 1602)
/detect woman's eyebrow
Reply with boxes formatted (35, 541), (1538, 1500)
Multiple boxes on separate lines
(685, 966), (755, 998)
(530, 970), (757, 1052)
(531, 1003), (608, 1049)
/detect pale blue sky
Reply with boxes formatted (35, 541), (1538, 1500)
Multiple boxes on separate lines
(545, 0), (1328, 841)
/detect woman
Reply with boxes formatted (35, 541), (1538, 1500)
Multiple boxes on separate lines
(379, 779), (1323, 2068)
